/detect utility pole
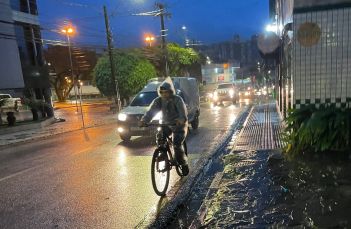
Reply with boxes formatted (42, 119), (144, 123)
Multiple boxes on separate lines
(103, 5), (121, 112)
(155, 2), (171, 77)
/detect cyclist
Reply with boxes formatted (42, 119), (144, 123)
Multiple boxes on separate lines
(138, 79), (189, 176)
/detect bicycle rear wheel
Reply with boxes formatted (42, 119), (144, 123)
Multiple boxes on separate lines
(151, 149), (170, 196)
(176, 141), (188, 177)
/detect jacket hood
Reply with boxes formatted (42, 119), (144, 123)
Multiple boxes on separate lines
(157, 77), (176, 96)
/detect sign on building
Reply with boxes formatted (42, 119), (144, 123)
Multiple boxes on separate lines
(297, 22), (321, 47)
(217, 76), (224, 82)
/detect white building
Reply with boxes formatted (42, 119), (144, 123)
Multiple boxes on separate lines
(201, 62), (240, 85)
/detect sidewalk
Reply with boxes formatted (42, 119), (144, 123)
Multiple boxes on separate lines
(53, 99), (114, 110)
(0, 106), (118, 147)
(171, 103), (351, 228)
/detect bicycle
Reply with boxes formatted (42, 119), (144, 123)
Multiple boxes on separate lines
(144, 123), (188, 196)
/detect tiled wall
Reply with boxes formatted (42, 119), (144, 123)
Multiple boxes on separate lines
(293, 8), (351, 108)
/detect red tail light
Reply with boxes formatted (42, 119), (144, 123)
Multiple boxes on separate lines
(19, 99), (22, 104)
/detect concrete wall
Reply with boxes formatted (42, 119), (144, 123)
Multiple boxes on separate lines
(0, 0), (25, 90)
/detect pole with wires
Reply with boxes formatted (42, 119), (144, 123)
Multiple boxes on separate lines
(103, 5), (121, 112)
(155, 2), (171, 77)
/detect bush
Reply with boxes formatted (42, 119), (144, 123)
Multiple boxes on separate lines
(282, 105), (350, 155)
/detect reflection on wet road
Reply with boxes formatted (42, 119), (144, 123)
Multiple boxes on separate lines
(0, 99), (254, 228)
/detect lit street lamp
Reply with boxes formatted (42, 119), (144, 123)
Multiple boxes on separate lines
(145, 36), (155, 47)
(61, 27), (78, 113)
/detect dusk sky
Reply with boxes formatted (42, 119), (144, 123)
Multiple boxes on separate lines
(37, 0), (270, 49)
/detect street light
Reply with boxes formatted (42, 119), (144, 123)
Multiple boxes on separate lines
(182, 26), (186, 30)
(61, 27), (78, 113)
(145, 36), (155, 47)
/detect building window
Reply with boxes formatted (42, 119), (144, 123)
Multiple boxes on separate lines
(229, 67), (239, 73)
(10, 0), (37, 15)
(14, 23), (36, 66)
(201, 69), (212, 75)
(214, 68), (224, 74)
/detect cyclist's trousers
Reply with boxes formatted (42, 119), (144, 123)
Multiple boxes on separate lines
(161, 126), (188, 166)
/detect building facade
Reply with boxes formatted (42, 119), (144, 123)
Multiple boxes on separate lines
(197, 35), (261, 69)
(201, 62), (240, 85)
(270, 0), (351, 117)
(0, 0), (53, 116)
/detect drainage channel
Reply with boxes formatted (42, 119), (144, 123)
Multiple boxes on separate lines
(169, 103), (288, 228)
(169, 128), (242, 229)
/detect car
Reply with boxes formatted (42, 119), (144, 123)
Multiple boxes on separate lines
(210, 83), (239, 105)
(117, 77), (200, 141)
(0, 94), (21, 112)
(199, 91), (210, 102)
(238, 85), (254, 98)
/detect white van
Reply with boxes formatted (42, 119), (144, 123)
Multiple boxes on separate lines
(117, 77), (200, 141)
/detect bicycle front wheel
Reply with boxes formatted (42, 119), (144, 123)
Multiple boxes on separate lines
(151, 149), (170, 196)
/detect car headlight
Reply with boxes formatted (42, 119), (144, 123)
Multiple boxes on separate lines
(209, 94), (213, 98)
(118, 113), (127, 121)
(229, 90), (234, 95)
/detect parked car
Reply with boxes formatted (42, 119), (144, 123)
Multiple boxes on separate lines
(0, 94), (21, 112)
(117, 77), (200, 141)
(210, 83), (239, 105)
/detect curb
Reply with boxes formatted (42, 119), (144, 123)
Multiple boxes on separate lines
(141, 104), (253, 229)
(0, 120), (117, 147)
(53, 102), (114, 110)
(0, 116), (56, 135)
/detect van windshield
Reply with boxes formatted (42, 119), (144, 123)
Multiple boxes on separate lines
(218, 84), (233, 89)
(130, 92), (158, 106)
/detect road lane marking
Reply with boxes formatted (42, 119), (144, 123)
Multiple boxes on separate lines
(0, 166), (41, 182)
(0, 146), (97, 182)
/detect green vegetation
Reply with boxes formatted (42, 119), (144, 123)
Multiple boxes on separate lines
(282, 105), (350, 156)
(93, 51), (156, 104)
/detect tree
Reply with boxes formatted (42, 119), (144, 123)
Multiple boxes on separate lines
(93, 51), (156, 104)
(44, 45), (99, 102)
(140, 42), (203, 78)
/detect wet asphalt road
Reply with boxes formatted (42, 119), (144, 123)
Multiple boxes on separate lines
(0, 100), (251, 229)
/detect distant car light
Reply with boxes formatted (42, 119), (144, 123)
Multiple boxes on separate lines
(118, 127), (124, 132)
(248, 87), (250, 90)
(229, 90), (234, 95)
(245, 92), (249, 96)
(209, 94), (213, 98)
(157, 127), (162, 131)
(118, 113), (127, 121)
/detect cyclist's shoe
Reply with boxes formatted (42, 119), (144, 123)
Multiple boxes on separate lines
(181, 165), (189, 176)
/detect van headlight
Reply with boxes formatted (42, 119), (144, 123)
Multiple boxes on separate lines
(153, 111), (162, 121)
(118, 113), (127, 121)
